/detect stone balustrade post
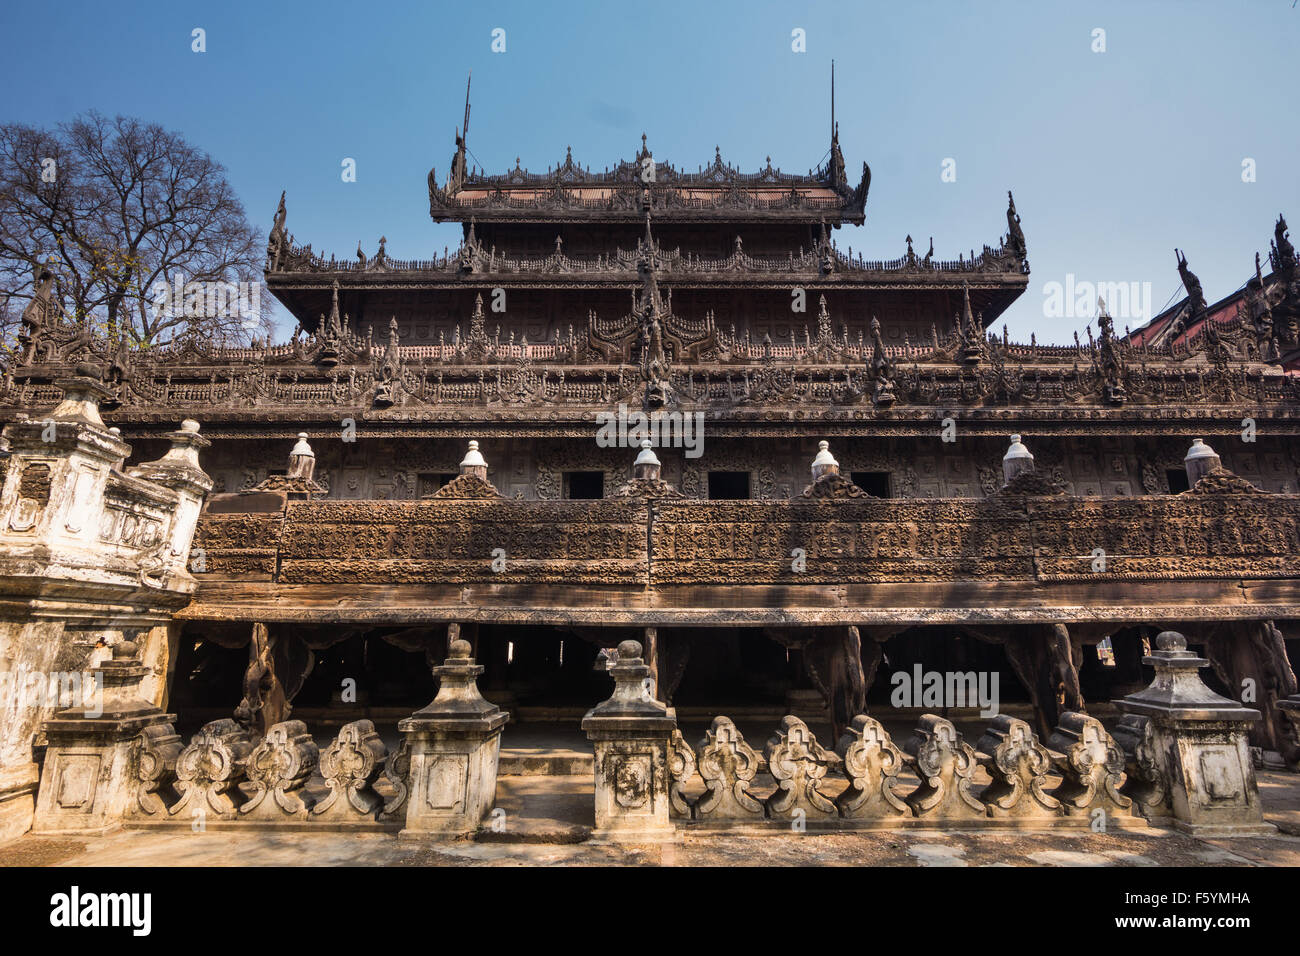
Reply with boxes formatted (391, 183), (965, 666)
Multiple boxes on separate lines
(32, 640), (178, 834)
(397, 638), (508, 838)
(1117, 630), (1273, 836)
(582, 639), (678, 841)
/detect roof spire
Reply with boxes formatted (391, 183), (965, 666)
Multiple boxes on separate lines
(462, 71), (472, 151)
(831, 59), (836, 145)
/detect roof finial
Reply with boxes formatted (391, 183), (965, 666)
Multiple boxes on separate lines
(831, 59), (836, 144)
(462, 71), (472, 150)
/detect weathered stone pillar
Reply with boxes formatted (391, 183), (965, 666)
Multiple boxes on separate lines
(0, 372), (209, 842)
(32, 640), (177, 834)
(398, 638), (508, 838)
(582, 639), (677, 841)
(1118, 630), (1273, 836)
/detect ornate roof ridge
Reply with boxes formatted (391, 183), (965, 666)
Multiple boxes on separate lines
(447, 138), (837, 190)
(427, 135), (871, 222)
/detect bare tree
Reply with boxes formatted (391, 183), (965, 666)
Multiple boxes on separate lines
(0, 111), (273, 352)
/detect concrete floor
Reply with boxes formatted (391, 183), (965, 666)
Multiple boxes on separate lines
(4, 801), (1300, 867)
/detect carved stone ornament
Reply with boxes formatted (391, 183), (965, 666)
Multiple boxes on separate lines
(1047, 711), (1134, 818)
(835, 714), (910, 819)
(313, 719), (388, 821)
(902, 714), (985, 821)
(132, 723), (183, 818)
(667, 729), (697, 819)
(695, 716), (764, 821)
(1112, 714), (1170, 821)
(977, 715), (1060, 819)
(764, 715), (837, 821)
(241, 719), (320, 819)
(171, 718), (253, 819)
(382, 736), (412, 821)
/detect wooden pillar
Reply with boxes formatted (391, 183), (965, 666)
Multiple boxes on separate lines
(1005, 623), (1085, 741)
(234, 622), (290, 738)
(1205, 620), (1300, 765)
(643, 626), (660, 700)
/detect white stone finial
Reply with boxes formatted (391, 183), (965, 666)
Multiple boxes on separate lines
(290, 432), (314, 459)
(460, 439), (487, 470)
(1002, 434), (1034, 485)
(633, 438), (661, 481)
(1003, 434), (1032, 463)
(811, 440), (839, 480)
(633, 439), (660, 468)
(180, 419), (201, 434)
(287, 432), (316, 481)
(1184, 438), (1220, 487)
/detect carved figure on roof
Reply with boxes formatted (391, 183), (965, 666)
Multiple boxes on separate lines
(957, 283), (984, 365)
(1096, 298), (1126, 405)
(17, 265), (59, 366)
(1272, 213), (1296, 277)
(1005, 191), (1026, 261)
(373, 316), (401, 407)
(448, 127), (468, 193)
(869, 316), (896, 408)
(465, 293), (490, 362)
(1175, 248), (1207, 317)
(266, 191), (288, 269)
(829, 123), (847, 191)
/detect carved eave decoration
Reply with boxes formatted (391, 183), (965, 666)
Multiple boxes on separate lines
(424, 473), (503, 500)
(993, 469), (1071, 498)
(797, 472), (872, 500)
(250, 475), (327, 498)
(609, 477), (685, 499)
(1189, 466), (1266, 496)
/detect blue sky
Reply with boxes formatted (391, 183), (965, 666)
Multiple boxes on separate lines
(1, 0), (1296, 342)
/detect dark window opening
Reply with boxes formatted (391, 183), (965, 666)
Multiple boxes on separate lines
(418, 473), (457, 496)
(1166, 468), (1190, 494)
(267, 468), (287, 477)
(851, 471), (891, 498)
(565, 471), (604, 500)
(708, 471), (751, 500)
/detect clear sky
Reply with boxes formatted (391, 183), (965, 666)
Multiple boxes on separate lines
(1, 0), (1296, 342)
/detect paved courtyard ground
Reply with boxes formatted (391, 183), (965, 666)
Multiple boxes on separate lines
(3, 767), (1298, 868)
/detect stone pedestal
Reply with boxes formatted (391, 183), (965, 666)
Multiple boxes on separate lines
(397, 639), (508, 839)
(32, 641), (177, 834)
(582, 639), (678, 842)
(1118, 631), (1273, 836)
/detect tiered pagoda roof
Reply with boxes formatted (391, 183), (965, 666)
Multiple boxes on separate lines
(427, 133), (871, 226)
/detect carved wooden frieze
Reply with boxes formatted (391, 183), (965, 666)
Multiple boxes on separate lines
(191, 488), (1300, 589)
